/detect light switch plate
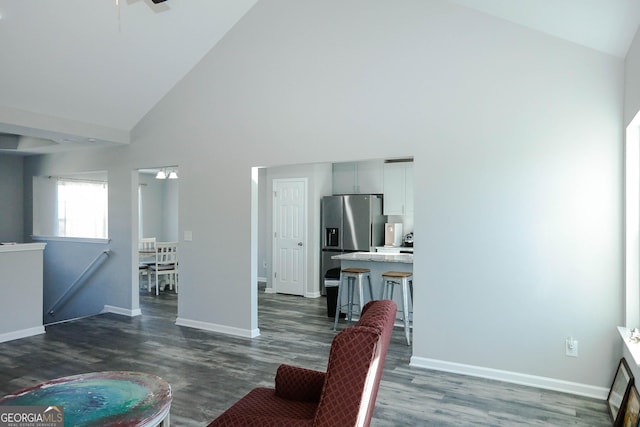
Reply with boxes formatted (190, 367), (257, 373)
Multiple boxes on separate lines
(184, 230), (193, 241)
(565, 337), (578, 357)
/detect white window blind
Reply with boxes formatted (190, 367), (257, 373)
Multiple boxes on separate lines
(57, 179), (108, 239)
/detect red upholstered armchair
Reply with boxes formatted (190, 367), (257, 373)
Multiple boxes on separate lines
(208, 299), (397, 427)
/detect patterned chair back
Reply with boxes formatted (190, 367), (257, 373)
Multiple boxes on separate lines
(315, 299), (397, 427)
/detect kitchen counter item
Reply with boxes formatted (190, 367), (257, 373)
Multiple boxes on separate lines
(376, 246), (413, 254)
(385, 223), (403, 246)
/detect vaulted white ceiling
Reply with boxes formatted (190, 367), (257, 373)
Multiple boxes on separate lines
(448, 0), (640, 58)
(0, 0), (258, 154)
(0, 0), (638, 155)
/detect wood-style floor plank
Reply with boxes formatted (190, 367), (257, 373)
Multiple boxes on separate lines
(0, 286), (611, 426)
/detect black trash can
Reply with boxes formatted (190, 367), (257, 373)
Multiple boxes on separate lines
(325, 268), (341, 318)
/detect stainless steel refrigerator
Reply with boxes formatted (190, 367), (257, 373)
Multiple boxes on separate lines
(320, 194), (385, 295)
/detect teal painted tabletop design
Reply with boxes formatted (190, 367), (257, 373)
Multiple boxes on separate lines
(0, 371), (172, 426)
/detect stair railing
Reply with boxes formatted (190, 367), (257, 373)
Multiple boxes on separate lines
(47, 249), (111, 317)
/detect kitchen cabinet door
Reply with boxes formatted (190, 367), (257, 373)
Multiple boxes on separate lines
(332, 160), (383, 194)
(356, 159), (384, 194)
(383, 161), (413, 215)
(404, 162), (414, 215)
(332, 162), (357, 194)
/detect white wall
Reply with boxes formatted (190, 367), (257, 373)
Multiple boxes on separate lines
(0, 155), (23, 242)
(23, 0), (625, 394)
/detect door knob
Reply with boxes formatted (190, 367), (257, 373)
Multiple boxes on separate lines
(298, 242), (303, 246)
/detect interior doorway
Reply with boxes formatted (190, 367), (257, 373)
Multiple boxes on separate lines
(137, 167), (179, 298)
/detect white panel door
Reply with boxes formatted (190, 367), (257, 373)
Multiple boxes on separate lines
(273, 179), (307, 296)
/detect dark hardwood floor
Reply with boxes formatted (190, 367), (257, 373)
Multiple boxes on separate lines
(0, 285), (610, 426)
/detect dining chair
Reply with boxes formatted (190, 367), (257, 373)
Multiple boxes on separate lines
(139, 237), (157, 253)
(138, 237), (157, 288)
(148, 242), (178, 295)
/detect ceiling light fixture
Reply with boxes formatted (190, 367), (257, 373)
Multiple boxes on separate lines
(155, 169), (167, 180)
(167, 170), (178, 179)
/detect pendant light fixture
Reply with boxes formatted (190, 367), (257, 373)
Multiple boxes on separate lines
(155, 168), (178, 179)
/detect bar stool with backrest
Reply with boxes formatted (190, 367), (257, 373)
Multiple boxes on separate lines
(381, 271), (413, 345)
(333, 267), (373, 330)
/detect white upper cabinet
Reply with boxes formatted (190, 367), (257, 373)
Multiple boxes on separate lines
(332, 162), (356, 194)
(383, 160), (414, 215)
(332, 160), (383, 194)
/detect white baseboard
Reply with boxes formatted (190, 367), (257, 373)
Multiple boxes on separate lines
(257, 277), (267, 283)
(305, 291), (321, 298)
(176, 317), (260, 338)
(102, 305), (142, 317)
(410, 356), (608, 400)
(264, 287), (276, 294)
(0, 326), (45, 343)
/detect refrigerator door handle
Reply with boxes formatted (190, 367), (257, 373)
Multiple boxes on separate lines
(370, 223), (373, 247)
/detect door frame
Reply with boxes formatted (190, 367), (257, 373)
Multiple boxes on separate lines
(132, 166), (180, 311)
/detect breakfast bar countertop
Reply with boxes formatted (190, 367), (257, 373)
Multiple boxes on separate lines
(331, 251), (413, 264)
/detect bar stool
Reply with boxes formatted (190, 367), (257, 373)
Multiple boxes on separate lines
(333, 268), (373, 331)
(381, 271), (413, 345)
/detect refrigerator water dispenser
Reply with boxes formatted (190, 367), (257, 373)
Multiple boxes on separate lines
(326, 228), (339, 247)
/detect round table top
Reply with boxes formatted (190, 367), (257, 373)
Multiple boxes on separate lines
(0, 371), (172, 427)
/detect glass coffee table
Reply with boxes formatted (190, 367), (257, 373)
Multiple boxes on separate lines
(0, 371), (172, 426)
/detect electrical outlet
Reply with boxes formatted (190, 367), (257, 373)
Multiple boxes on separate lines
(565, 337), (578, 357)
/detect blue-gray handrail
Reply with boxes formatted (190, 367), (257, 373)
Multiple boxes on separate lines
(47, 249), (111, 317)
